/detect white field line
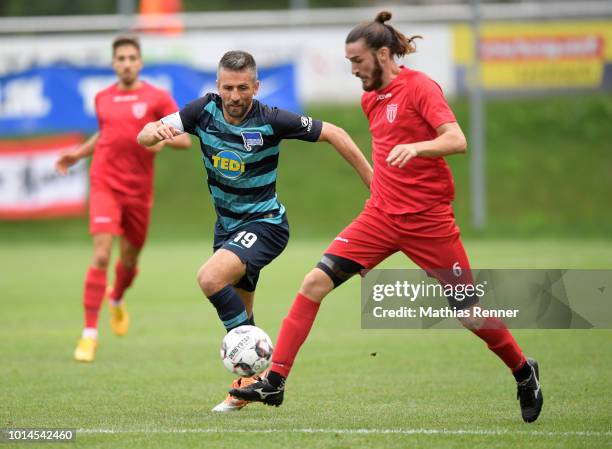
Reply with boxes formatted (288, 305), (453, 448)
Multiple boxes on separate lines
(77, 428), (612, 437)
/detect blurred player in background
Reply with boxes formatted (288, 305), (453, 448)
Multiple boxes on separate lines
(137, 50), (373, 412)
(55, 36), (192, 363)
(231, 12), (544, 423)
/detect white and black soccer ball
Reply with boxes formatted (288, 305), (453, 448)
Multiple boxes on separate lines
(220, 325), (273, 377)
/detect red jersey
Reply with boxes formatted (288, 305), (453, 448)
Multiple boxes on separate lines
(361, 67), (457, 214)
(90, 81), (178, 199)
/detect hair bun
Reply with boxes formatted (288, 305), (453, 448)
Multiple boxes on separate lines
(375, 10), (392, 24)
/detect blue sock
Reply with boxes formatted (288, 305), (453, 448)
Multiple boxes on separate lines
(207, 285), (249, 332)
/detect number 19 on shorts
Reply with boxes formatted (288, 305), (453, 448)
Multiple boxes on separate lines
(233, 231), (258, 248)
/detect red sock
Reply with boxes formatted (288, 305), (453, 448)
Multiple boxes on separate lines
(472, 317), (526, 371)
(111, 261), (138, 301)
(270, 293), (321, 378)
(83, 266), (107, 329)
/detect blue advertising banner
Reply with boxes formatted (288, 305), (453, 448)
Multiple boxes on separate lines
(0, 63), (300, 136)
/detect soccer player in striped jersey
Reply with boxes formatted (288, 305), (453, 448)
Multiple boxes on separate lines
(230, 12), (543, 423)
(137, 50), (373, 412)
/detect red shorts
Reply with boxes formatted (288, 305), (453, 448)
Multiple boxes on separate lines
(89, 182), (152, 249)
(325, 203), (473, 286)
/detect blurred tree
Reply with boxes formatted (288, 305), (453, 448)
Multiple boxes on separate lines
(1, 0), (576, 16)
(1, 0), (117, 16)
(0, 0), (388, 16)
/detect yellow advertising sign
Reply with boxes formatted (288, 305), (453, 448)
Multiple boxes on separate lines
(453, 21), (612, 90)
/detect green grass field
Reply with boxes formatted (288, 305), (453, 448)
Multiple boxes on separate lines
(2, 239), (611, 448)
(1, 93), (611, 447)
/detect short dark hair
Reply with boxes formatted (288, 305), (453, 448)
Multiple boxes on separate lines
(218, 50), (257, 79)
(346, 11), (421, 58)
(112, 35), (141, 56)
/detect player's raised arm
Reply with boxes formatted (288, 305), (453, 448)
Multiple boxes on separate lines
(270, 107), (372, 189)
(137, 119), (186, 148)
(160, 110), (192, 149)
(55, 131), (100, 175)
(318, 122), (373, 189)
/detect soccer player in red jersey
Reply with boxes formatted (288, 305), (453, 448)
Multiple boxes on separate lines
(55, 36), (191, 362)
(231, 11), (543, 423)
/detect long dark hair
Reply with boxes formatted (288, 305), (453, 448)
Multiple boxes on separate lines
(346, 11), (421, 58)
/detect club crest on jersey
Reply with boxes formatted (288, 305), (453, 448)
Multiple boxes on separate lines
(386, 104), (398, 123)
(212, 150), (245, 180)
(241, 131), (263, 152)
(132, 102), (147, 119)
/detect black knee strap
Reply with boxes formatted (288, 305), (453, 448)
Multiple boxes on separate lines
(316, 253), (364, 288)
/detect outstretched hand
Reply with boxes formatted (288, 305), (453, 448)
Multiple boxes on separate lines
(55, 152), (80, 175)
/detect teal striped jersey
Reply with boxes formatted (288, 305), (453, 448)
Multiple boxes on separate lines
(176, 94), (322, 232)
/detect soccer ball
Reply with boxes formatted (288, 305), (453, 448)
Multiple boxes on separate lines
(220, 325), (273, 377)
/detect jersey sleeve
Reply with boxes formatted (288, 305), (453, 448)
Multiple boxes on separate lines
(269, 108), (323, 142)
(177, 95), (212, 135)
(413, 76), (456, 130)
